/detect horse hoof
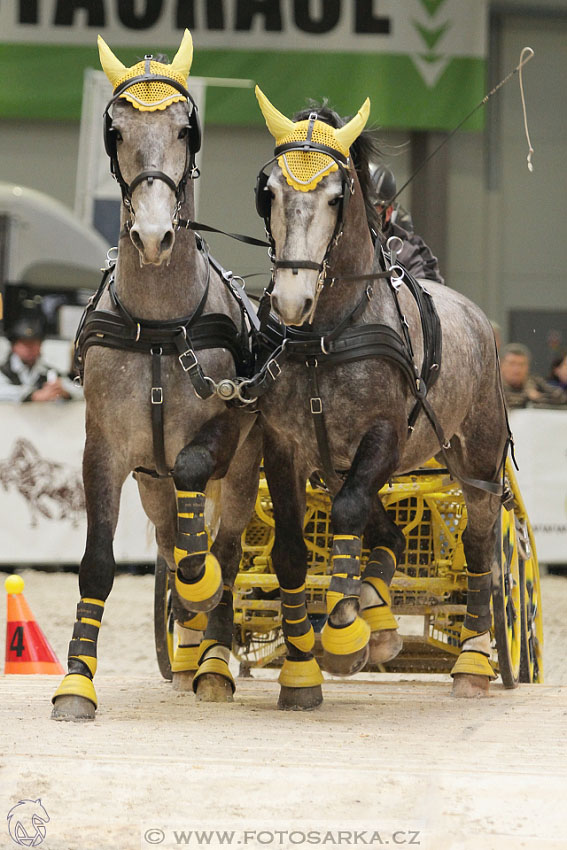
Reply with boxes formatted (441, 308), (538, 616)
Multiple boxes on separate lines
(51, 695), (95, 722)
(172, 671), (195, 691)
(451, 673), (490, 698)
(367, 629), (403, 664)
(278, 685), (323, 711)
(321, 644), (369, 677)
(195, 673), (234, 703)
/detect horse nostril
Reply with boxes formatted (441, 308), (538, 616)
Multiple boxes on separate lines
(302, 298), (313, 319)
(271, 295), (280, 316)
(130, 229), (144, 254)
(160, 230), (174, 253)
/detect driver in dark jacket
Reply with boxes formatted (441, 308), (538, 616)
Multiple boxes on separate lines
(371, 164), (444, 285)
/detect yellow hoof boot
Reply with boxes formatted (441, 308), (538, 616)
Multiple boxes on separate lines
(171, 644), (201, 673)
(451, 650), (496, 680)
(175, 553), (223, 612)
(321, 615), (370, 656)
(278, 657), (324, 689)
(52, 673), (97, 708)
(192, 657), (235, 695)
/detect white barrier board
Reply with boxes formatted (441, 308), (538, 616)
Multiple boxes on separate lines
(510, 409), (567, 565)
(0, 402), (156, 565)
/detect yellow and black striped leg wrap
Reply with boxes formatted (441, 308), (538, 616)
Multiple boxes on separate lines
(321, 535), (370, 658)
(361, 546), (398, 632)
(171, 611), (208, 673)
(463, 568), (493, 634)
(281, 585), (315, 655)
(52, 598), (103, 708)
(174, 490), (222, 612)
(451, 626), (496, 680)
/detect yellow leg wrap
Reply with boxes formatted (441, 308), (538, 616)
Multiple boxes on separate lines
(180, 612), (208, 631)
(451, 651), (497, 680)
(363, 575), (391, 605)
(52, 674), (97, 708)
(70, 654), (97, 677)
(278, 657), (324, 689)
(286, 624), (315, 653)
(175, 552), (222, 604)
(460, 625), (487, 643)
(171, 645), (201, 673)
(321, 616), (370, 656)
(361, 605), (398, 632)
(192, 657), (235, 694)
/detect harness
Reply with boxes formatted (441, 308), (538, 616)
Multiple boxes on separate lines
(74, 237), (255, 479)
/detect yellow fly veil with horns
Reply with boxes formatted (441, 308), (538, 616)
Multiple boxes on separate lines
(255, 87), (371, 192)
(98, 29), (194, 111)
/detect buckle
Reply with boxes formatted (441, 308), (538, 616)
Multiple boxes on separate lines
(310, 397), (323, 414)
(151, 387), (163, 405)
(179, 349), (198, 372)
(267, 359), (281, 381)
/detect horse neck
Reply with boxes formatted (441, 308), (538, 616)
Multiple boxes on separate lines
(114, 194), (206, 321)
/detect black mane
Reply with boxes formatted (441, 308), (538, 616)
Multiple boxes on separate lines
(292, 101), (382, 233)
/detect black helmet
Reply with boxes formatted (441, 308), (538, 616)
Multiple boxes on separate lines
(7, 315), (45, 343)
(370, 164), (396, 206)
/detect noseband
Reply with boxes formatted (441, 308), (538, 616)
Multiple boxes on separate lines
(103, 57), (202, 218)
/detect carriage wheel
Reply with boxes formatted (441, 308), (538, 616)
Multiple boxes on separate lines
(517, 517), (544, 683)
(492, 506), (524, 688)
(154, 554), (174, 681)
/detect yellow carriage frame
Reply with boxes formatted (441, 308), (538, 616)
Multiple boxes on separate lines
(155, 459), (543, 685)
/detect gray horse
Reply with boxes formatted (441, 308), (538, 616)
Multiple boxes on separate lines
(52, 32), (261, 720)
(253, 88), (509, 710)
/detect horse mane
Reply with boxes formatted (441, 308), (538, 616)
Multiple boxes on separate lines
(292, 100), (382, 234)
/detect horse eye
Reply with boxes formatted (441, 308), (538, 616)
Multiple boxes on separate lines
(178, 126), (189, 140)
(114, 130), (123, 143)
(328, 195), (342, 207)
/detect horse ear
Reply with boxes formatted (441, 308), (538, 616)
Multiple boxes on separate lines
(170, 29), (194, 79)
(334, 98), (371, 152)
(255, 86), (295, 142)
(97, 35), (126, 87)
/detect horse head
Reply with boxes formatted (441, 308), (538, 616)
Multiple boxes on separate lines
(98, 30), (200, 266)
(255, 87), (370, 326)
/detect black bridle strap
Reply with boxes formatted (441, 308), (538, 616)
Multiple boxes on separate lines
(274, 259), (323, 273)
(176, 218), (270, 248)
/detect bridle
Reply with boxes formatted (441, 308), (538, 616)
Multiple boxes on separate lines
(103, 56), (202, 220)
(255, 112), (355, 324)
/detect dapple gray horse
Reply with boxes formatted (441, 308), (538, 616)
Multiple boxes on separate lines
(52, 32), (261, 720)
(253, 88), (509, 710)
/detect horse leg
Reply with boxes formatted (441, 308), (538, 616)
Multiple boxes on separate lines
(171, 412), (240, 616)
(451, 484), (501, 698)
(321, 421), (401, 676)
(263, 435), (323, 710)
(360, 498), (405, 664)
(193, 424), (262, 702)
(136, 475), (207, 690)
(52, 435), (126, 721)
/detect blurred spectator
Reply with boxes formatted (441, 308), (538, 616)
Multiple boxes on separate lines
(548, 354), (567, 392)
(370, 164), (445, 284)
(500, 343), (567, 409)
(0, 316), (81, 403)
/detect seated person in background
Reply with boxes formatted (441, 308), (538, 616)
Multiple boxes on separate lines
(0, 316), (81, 403)
(548, 354), (567, 392)
(500, 343), (567, 409)
(370, 164), (445, 284)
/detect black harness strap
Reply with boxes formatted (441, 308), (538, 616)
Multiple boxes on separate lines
(150, 347), (168, 477)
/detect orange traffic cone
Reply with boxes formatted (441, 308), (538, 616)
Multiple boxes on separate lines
(4, 575), (64, 674)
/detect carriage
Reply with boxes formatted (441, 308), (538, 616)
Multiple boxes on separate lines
(155, 456), (543, 688)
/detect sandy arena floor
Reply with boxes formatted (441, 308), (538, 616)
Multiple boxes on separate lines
(0, 569), (565, 850)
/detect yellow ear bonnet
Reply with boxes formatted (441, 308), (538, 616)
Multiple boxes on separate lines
(255, 87), (371, 192)
(98, 29), (193, 112)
